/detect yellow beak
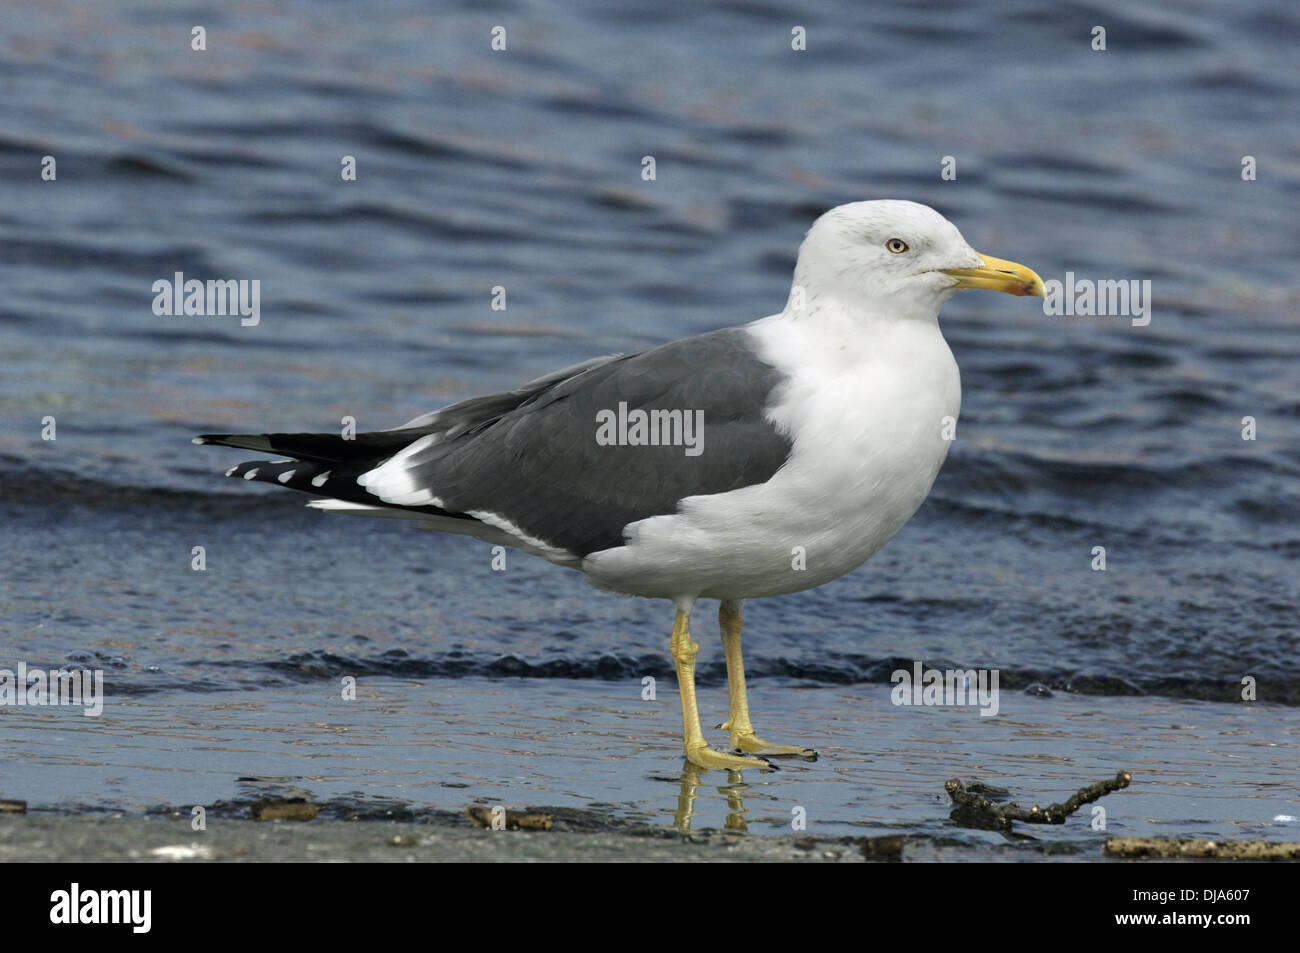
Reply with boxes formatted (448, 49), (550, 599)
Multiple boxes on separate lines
(941, 253), (1045, 297)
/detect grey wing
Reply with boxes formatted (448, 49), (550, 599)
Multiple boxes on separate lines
(357, 327), (794, 557)
(195, 353), (630, 514)
(393, 353), (627, 440)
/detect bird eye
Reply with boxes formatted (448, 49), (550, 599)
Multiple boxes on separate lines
(886, 238), (909, 254)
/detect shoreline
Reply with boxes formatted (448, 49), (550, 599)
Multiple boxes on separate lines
(0, 811), (1092, 863)
(4, 807), (1290, 863)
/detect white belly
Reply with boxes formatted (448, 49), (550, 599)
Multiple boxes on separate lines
(583, 316), (961, 602)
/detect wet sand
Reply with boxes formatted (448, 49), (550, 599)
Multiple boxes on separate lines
(2, 677), (1295, 860)
(0, 812), (1100, 863)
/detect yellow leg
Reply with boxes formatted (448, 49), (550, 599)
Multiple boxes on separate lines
(670, 608), (772, 771)
(718, 601), (818, 759)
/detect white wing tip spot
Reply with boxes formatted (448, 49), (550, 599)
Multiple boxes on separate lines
(311, 470), (331, 487)
(277, 470), (296, 483)
(243, 468), (259, 480)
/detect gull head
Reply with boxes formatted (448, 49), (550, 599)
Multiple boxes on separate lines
(789, 200), (1044, 321)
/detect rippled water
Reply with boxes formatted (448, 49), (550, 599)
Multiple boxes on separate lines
(1, 1), (1297, 832)
(8, 679), (1298, 843)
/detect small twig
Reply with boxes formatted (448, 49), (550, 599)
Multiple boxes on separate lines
(946, 771), (1131, 831)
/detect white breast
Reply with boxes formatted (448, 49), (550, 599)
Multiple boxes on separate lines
(583, 312), (961, 602)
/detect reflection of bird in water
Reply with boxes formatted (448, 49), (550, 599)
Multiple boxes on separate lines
(675, 764), (750, 833)
(197, 201), (1044, 771)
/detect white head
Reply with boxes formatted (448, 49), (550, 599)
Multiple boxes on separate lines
(788, 200), (1043, 322)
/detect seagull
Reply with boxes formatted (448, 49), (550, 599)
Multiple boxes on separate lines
(196, 200), (1044, 771)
